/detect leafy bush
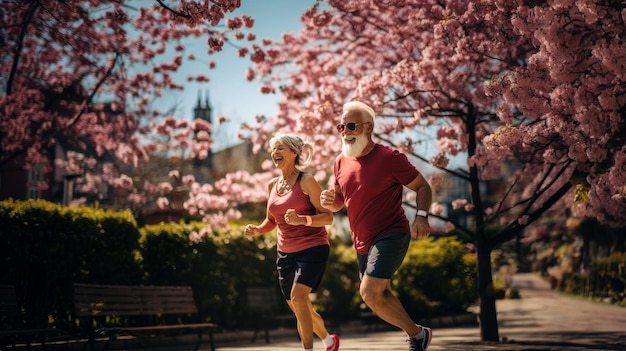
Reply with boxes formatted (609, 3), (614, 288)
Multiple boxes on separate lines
(0, 199), (141, 328)
(394, 236), (478, 319)
(589, 251), (626, 304)
(139, 222), (279, 329)
(560, 251), (626, 305)
(314, 241), (361, 322)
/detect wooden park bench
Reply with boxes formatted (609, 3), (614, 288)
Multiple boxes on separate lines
(0, 284), (64, 351)
(73, 284), (218, 351)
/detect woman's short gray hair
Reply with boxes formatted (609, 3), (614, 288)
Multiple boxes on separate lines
(269, 133), (314, 169)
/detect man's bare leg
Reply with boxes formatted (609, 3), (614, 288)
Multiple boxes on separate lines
(360, 274), (421, 336)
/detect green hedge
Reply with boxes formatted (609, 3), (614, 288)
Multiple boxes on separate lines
(139, 222), (280, 329)
(1, 199), (480, 330)
(0, 199), (141, 328)
(559, 251), (626, 306)
(394, 237), (478, 319)
(313, 241), (361, 322)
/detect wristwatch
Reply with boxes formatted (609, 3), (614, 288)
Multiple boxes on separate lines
(416, 210), (428, 218)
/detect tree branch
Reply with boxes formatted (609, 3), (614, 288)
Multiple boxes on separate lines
(155, 0), (191, 18)
(65, 53), (121, 130)
(6, 2), (39, 95)
(488, 180), (573, 247)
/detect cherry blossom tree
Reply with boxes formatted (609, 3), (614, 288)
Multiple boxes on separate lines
(233, 0), (625, 342)
(489, 0), (626, 227)
(0, 0), (267, 225)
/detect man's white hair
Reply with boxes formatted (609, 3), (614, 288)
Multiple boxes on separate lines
(343, 101), (375, 123)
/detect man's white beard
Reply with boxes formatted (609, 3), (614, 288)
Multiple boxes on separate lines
(342, 134), (368, 158)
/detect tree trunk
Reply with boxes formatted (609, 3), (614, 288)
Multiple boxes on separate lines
(476, 238), (499, 342)
(464, 106), (499, 342)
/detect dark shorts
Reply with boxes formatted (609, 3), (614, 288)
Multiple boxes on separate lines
(277, 244), (330, 300)
(357, 232), (410, 280)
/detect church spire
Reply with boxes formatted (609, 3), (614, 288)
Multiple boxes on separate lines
(192, 88), (213, 176)
(194, 89), (212, 122)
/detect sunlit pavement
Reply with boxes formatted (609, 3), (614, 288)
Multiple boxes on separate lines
(55, 273), (626, 351)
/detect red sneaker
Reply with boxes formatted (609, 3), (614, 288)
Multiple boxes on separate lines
(325, 334), (340, 351)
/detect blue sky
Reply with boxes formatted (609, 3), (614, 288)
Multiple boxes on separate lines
(154, 1), (465, 171)
(161, 0), (316, 151)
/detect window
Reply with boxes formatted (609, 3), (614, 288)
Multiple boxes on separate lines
(27, 164), (44, 199)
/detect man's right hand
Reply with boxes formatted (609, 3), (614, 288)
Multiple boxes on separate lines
(320, 188), (336, 211)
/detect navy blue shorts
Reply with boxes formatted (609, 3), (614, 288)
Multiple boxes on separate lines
(357, 232), (410, 280)
(277, 244), (329, 300)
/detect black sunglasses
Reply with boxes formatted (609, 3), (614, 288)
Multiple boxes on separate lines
(336, 122), (370, 133)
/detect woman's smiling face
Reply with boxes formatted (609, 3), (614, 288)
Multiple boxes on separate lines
(271, 141), (295, 167)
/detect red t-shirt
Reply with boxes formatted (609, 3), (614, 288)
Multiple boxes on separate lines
(334, 144), (420, 255)
(268, 173), (329, 253)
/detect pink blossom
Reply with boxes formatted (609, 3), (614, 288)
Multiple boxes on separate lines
(182, 174), (195, 185)
(452, 199), (468, 210)
(157, 182), (173, 193)
(196, 130), (210, 141)
(245, 68), (255, 81)
(431, 202), (444, 216)
(110, 175), (134, 190)
(405, 192), (416, 202)
(156, 197), (169, 209)
(195, 75), (209, 82)
(444, 222), (456, 233)
(226, 17), (243, 30)
(238, 47), (249, 57)
(189, 231), (203, 244)
(127, 193), (145, 205)
(259, 84), (275, 94)
(429, 154), (449, 168)
(429, 174), (444, 188)
(517, 215), (529, 225)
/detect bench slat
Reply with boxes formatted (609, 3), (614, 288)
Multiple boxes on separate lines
(74, 284), (198, 317)
(72, 284), (217, 351)
(103, 322), (218, 333)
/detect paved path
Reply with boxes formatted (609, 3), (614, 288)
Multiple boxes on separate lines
(102, 273), (625, 351)
(487, 273), (626, 350)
